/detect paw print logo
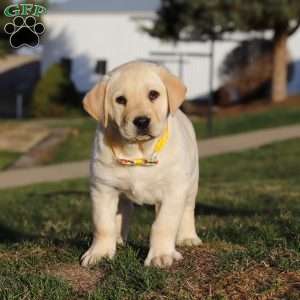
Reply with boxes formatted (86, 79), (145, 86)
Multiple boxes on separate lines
(4, 16), (45, 48)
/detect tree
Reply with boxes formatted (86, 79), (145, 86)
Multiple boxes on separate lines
(32, 63), (80, 117)
(147, 0), (300, 103)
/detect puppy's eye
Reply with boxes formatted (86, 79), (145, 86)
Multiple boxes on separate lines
(116, 96), (127, 105)
(148, 90), (160, 101)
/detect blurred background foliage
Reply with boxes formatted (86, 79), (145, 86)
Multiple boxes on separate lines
(32, 62), (81, 118)
(148, 0), (300, 102)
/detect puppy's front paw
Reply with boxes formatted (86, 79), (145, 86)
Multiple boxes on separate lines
(176, 235), (202, 247)
(145, 249), (183, 268)
(80, 241), (116, 267)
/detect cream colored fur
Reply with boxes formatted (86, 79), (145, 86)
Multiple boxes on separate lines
(81, 61), (201, 268)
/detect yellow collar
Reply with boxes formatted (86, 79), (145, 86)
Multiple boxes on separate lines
(111, 126), (169, 166)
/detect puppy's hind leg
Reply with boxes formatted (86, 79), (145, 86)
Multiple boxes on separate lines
(116, 194), (134, 245)
(176, 182), (202, 247)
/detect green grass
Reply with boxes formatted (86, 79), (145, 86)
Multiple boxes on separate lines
(193, 104), (300, 138)
(47, 118), (96, 164)
(0, 138), (299, 299)
(0, 151), (20, 170)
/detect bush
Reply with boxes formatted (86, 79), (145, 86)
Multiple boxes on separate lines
(32, 63), (81, 117)
(0, 40), (10, 57)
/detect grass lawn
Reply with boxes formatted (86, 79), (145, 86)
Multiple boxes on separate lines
(45, 118), (96, 164)
(0, 151), (20, 170)
(193, 103), (300, 138)
(0, 138), (299, 299)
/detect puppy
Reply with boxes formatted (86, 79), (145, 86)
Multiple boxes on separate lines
(81, 61), (201, 268)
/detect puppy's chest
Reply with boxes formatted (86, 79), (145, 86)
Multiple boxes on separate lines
(117, 168), (166, 205)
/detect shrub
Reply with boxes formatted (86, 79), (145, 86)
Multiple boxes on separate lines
(0, 40), (10, 57)
(31, 63), (81, 117)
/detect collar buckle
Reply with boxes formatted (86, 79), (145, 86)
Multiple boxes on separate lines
(112, 126), (169, 167)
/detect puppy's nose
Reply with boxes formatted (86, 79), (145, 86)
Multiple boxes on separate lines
(133, 116), (150, 130)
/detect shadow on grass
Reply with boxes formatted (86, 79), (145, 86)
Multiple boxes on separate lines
(29, 189), (283, 219)
(0, 220), (151, 264)
(28, 190), (89, 199)
(125, 240), (149, 261)
(0, 222), (88, 254)
(195, 203), (279, 217)
(0, 223), (35, 243)
(0, 202), (279, 245)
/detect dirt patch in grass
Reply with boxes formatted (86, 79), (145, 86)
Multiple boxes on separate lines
(163, 245), (219, 299)
(1, 247), (104, 295)
(212, 265), (300, 300)
(154, 245), (300, 299)
(46, 263), (104, 295)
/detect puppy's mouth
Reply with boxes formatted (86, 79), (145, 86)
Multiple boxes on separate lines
(134, 127), (155, 140)
(117, 122), (160, 143)
(134, 133), (155, 142)
(118, 127), (155, 143)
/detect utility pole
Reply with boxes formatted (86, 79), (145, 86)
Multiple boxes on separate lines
(150, 49), (215, 136)
(16, 93), (23, 119)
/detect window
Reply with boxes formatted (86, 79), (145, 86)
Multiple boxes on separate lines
(95, 60), (107, 75)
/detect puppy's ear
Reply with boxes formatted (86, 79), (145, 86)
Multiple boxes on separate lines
(158, 67), (187, 114)
(83, 78), (109, 127)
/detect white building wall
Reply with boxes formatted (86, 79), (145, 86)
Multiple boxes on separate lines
(42, 12), (300, 98)
(287, 29), (300, 95)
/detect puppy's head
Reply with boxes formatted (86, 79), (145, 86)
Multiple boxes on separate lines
(83, 61), (186, 142)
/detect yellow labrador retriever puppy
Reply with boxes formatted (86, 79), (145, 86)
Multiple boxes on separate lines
(81, 61), (201, 268)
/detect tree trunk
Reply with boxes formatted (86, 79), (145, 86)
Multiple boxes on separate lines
(271, 30), (288, 103)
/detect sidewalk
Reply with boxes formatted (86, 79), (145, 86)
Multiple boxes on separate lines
(198, 124), (300, 157)
(0, 124), (300, 189)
